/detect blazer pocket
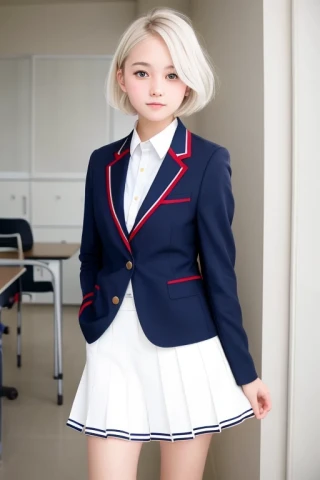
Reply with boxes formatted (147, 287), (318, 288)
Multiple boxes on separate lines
(79, 298), (93, 318)
(167, 276), (202, 299)
(162, 197), (191, 204)
(162, 192), (192, 204)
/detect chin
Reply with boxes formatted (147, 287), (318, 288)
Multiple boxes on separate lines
(142, 110), (175, 123)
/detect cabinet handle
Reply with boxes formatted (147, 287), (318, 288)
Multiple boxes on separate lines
(22, 195), (27, 215)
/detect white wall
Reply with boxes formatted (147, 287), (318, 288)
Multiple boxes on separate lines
(192, 1), (293, 479)
(0, 1), (135, 55)
(192, 1), (264, 478)
(287, 1), (320, 478)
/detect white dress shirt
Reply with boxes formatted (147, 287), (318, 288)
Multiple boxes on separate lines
(124, 117), (178, 297)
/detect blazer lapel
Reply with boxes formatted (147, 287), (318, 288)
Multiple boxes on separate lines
(106, 134), (132, 254)
(129, 118), (192, 242)
(106, 118), (192, 251)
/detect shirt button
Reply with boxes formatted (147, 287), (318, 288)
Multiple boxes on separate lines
(112, 296), (120, 305)
(126, 261), (133, 270)
(140, 168), (144, 172)
(134, 196), (138, 201)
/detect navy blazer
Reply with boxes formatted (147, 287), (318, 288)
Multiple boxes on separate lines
(78, 117), (258, 386)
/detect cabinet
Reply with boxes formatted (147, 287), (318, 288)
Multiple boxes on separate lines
(0, 181), (30, 220)
(32, 181), (84, 227)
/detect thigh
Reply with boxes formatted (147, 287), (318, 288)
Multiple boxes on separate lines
(87, 436), (143, 480)
(160, 434), (213, 480)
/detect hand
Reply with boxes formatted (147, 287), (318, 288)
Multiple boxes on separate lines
(241, 377), (272, 420)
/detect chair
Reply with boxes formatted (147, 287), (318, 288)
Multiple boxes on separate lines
(0, 219), (53, 368)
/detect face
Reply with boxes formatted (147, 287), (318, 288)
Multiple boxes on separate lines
(116, 34), (190, 125)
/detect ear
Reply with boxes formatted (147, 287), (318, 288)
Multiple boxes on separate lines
(185, 86), (191, 97)
(116, 68), (127, 93)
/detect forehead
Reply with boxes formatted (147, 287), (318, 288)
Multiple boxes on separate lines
(127, 35), (173, 66)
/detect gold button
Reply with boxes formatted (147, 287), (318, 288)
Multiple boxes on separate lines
(140, 168), (144, 172)
(112, 296), (120, 305)
(126, 261), (133, 270)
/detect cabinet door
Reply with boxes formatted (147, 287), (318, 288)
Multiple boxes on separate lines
(31, 181), (84, 227)
(31, 227), (81, 305)
(0, 181), (29, 220)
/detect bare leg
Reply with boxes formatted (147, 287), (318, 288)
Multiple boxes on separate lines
(160, 434), (213, 480)
(87, 436), (143, 480)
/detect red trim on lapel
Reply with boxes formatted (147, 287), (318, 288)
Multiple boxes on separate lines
(173, 129), (192, 161)
(128, 131), (191, 242)
(106, 150), (132, 254)
(128, 129), (192, 242)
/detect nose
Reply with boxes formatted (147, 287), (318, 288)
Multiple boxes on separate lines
(150, 77), (164, 97)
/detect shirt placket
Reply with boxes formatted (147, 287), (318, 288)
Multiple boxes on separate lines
(126, 144), (148, 233)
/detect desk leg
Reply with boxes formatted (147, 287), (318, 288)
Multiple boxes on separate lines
(51, 260), (63, 405)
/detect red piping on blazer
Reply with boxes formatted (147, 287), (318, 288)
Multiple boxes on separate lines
(129, 130), (192, 242)
(82, 292), (94, 301)
(79, 300), (93, 317)
(167, 275), (202, 284)
(106, 148), (132, 255)
(161, 198), (191, 204)
(107, 129), (192, 253)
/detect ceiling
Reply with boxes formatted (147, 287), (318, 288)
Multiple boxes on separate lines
(0, 0), (135, 5)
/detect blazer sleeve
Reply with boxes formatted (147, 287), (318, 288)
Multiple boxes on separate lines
(196, 146), (258, 386)
(79, 150), (103, 298)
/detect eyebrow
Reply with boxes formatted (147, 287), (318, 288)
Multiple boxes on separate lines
(131, 62), (175, 69)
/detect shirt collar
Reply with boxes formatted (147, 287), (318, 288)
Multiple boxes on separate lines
(130, 118), (178, 160)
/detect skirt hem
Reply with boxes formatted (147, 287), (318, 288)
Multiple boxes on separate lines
(66, 407), (255, 442)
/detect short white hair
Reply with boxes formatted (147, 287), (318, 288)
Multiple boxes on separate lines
(106, 7), (217, 117)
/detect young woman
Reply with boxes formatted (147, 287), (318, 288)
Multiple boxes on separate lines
(67, 7), (271, 480)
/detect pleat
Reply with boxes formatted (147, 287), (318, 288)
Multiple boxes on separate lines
(155, 346), (194, 440)
(175, 340), (219, 434)
(83, 340), (102, 433)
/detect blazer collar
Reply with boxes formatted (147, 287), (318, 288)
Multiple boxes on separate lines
(106, 117), (192, 255)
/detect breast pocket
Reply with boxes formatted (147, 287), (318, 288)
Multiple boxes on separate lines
(161, 192), (192, 204)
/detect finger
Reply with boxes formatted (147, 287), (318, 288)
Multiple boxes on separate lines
(250, 397), (261, 419)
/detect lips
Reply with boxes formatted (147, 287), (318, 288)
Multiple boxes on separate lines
(147, 103), (165, 106)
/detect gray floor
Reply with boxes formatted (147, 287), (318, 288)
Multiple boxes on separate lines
(1, 304), (214, 480)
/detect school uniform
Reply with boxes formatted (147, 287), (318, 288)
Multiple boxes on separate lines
(66, 117), (257, 442)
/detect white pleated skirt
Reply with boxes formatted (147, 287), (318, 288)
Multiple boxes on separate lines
(66, 296), (254, 442)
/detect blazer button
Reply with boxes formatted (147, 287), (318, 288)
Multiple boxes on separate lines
(112, 296), (120, 305)
(126, 261), (133, 270)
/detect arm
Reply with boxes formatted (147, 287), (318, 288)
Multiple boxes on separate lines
(79, 150), (103, 298)
(196, 147), (258, 386)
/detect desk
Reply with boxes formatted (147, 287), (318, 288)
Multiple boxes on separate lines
(0, 243), (80, 405)
(0, 265), (26, 458)
(0, 267), (26, 295)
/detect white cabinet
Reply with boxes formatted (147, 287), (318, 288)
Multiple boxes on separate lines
(0, 181), (30, 220)
(32, 227), (82, 305)
(31, 181), (84, 227)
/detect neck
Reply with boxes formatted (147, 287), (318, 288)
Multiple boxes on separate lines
(136, 115), (175, 142)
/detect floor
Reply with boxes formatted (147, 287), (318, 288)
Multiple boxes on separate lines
(0, 303), (214, 480)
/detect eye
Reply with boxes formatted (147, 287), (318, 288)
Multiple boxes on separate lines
(167, 73), (178, 80)
(134, 71), (148, 78)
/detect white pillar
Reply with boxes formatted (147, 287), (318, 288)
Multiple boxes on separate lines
(286, 1), (320, 479)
